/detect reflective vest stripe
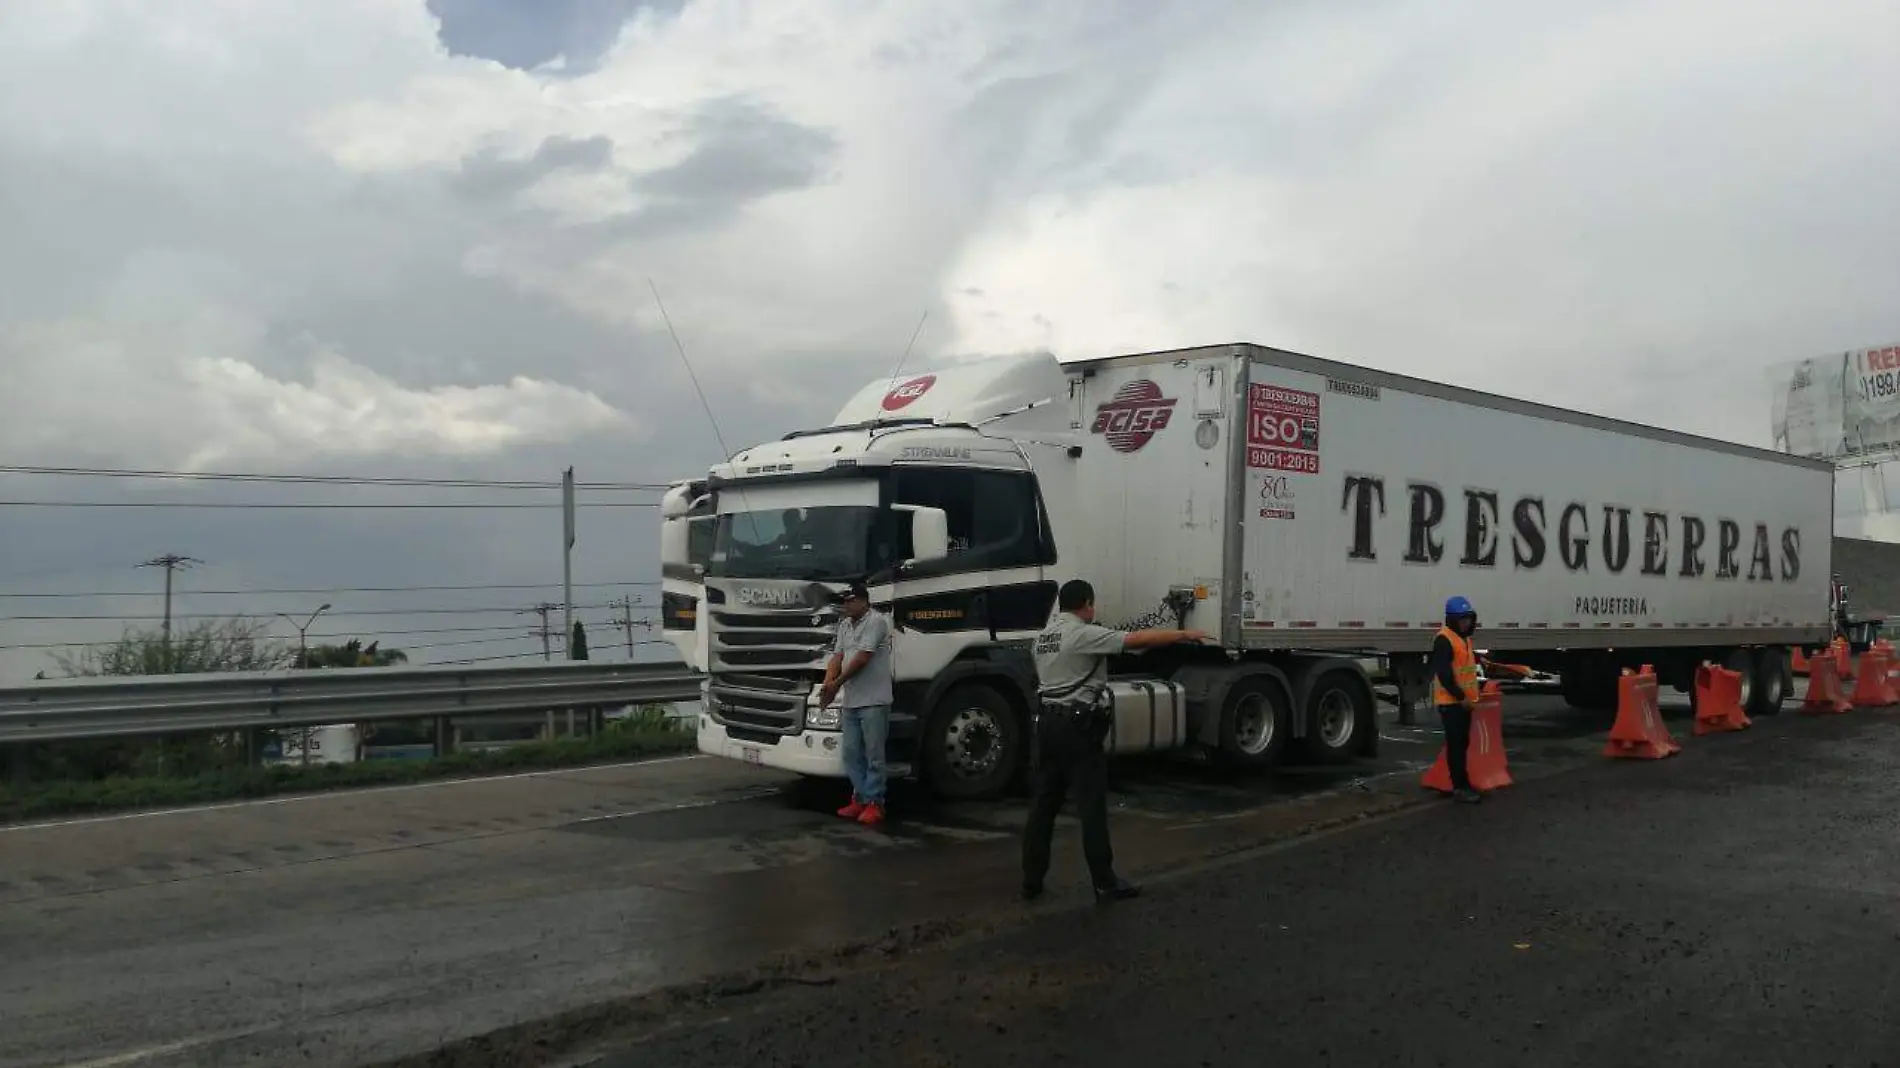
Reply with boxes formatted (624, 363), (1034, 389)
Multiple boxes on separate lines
(1431, 626), (1480, 706)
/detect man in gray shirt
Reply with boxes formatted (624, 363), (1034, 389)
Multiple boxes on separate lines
(1023, 578), (1206, 903)
(821, 581), (893, 826)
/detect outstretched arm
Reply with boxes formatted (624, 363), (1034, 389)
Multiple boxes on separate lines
(1121, 626), (1210, 650)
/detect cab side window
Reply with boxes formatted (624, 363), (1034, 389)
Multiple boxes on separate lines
(889, 468), (1050, 571)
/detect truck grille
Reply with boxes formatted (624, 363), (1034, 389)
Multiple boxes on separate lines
(707, 605), (836, 734)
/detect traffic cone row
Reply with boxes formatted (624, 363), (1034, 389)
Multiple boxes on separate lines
(1420, 643), (1900, 797)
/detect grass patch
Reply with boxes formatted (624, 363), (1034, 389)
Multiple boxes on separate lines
(0, 716), (696, 824)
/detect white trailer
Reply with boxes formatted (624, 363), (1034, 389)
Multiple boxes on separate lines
(661, 343), (1834, 799)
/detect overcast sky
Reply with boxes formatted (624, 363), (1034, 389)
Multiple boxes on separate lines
(1, 0), (1896, 680)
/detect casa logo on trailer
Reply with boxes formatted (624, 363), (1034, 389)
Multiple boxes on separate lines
(882, 374), (937, 412)
(1091, 379), (1178, 452)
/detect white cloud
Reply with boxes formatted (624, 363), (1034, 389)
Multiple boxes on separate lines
(1, 310), (634, 467)
(941, 0), (1900, 448)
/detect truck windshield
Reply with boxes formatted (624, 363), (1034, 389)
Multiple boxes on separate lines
(707, 481), (890, 580)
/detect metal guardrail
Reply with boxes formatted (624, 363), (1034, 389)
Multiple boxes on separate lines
(0, 661), (706, 745)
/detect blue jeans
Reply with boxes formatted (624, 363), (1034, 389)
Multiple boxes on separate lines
(840, 704), (890, 804)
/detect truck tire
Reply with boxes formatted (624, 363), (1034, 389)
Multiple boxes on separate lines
(920, 682), (1022, 801)
(1300, 670), (1376, 764)
(1748, 647), (1789, 716)
(1216, 676), (1291, 770)
(1720, 649), (1757, 714)
(1561, 666), (1617, 712)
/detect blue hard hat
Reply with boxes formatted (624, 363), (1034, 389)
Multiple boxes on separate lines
(1444, 595), (1475, 618)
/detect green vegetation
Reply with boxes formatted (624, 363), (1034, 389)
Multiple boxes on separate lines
(52, 617), (290, 678)
(0, 709), (694, 824)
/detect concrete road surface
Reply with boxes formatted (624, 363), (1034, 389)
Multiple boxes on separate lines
(0, 693), (1696, 1067)
(578, 703), (1900, 1068)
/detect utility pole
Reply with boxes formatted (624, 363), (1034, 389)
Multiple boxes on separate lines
(524, 602), (560, 661)
(561, 466), (576, 660)
(608, 594), (648, 656)
(138, 553), (201, 673)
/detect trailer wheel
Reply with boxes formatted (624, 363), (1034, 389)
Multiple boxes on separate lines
(1217, 676), (1291, 769)
(1718, 650), (1756, 714)
(1301, 670), (1375, 764)
(920, 682), (1022, 801)
(1748, 647), (1789, 716)
(1561, 666), (1617, 712)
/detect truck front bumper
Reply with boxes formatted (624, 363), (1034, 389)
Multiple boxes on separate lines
(696, 716), (846, 777)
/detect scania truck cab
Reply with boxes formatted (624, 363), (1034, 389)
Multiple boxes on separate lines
(663, 356), (1089, 799)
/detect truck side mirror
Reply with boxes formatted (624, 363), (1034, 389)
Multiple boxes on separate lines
(660, 517), (691, 567)
(895, 505), (951, 566)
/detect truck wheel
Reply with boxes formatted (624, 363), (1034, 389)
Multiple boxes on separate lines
(1217, 677), (1290, 770)
(1301, 671), (1375, 764)
(1561, 668), (1617, 712)
(1747, 647), (1789, 716)
(1720, 650), (1756, 714)
(920, 683), (1022, 801)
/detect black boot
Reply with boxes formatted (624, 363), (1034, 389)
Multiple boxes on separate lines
(1094, 877), (1141, 903)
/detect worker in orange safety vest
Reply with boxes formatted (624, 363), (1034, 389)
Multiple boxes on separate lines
(1429, 595), (1484, 804)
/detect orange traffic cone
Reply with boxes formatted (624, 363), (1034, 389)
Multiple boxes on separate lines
(1605, 665), (1681, 759)
(1692, 662), (1752, 735)
(1421, 682), (1513, 793)
(1791, 646), (1811, 677)
(1851, 649), (1899, 707)
(1833, 638), (1855, 680)
(1800, 654), (1853, 715)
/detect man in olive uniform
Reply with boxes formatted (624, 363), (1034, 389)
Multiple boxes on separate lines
(1022, 579), (1207, 903)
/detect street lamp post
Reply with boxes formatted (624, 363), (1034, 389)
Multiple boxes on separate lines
(277, 604), (331, 765)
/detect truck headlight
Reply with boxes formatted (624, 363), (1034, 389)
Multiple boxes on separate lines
(807, 701), (841, 730)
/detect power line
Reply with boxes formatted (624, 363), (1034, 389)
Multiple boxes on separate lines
(1, 603), (630, 622)
(0, 622), (551, 651)
(435, 643), (670, 666)
(0, 580), (662, 599)
(436, 650), (563, 666)
(0, 464), (668, 491)
(0, 500), (656, 510)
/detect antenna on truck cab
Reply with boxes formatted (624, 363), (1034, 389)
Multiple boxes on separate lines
(648, 279), (761, 543)
(649, 278), (735, 463)
(877, 309), (931, 422)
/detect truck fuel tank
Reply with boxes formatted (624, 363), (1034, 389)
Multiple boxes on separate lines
(1102, 677), (1189, 755)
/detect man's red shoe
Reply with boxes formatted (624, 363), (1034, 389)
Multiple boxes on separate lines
(836, 797), (865, 819)
(856, 802), (886, 826)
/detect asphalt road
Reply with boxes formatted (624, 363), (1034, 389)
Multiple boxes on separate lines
(0, 690), (1682, 1068)
(575, 701), (1900, 1068)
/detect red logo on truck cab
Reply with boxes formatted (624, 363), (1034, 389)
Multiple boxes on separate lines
(882, 375), (937, 411)
(1091, 379), (1177, 452)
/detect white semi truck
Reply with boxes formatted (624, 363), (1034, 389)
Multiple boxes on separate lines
(659, 342), (1835, 800)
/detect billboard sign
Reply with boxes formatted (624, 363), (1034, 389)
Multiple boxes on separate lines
(1770, 342), (1900, 460)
